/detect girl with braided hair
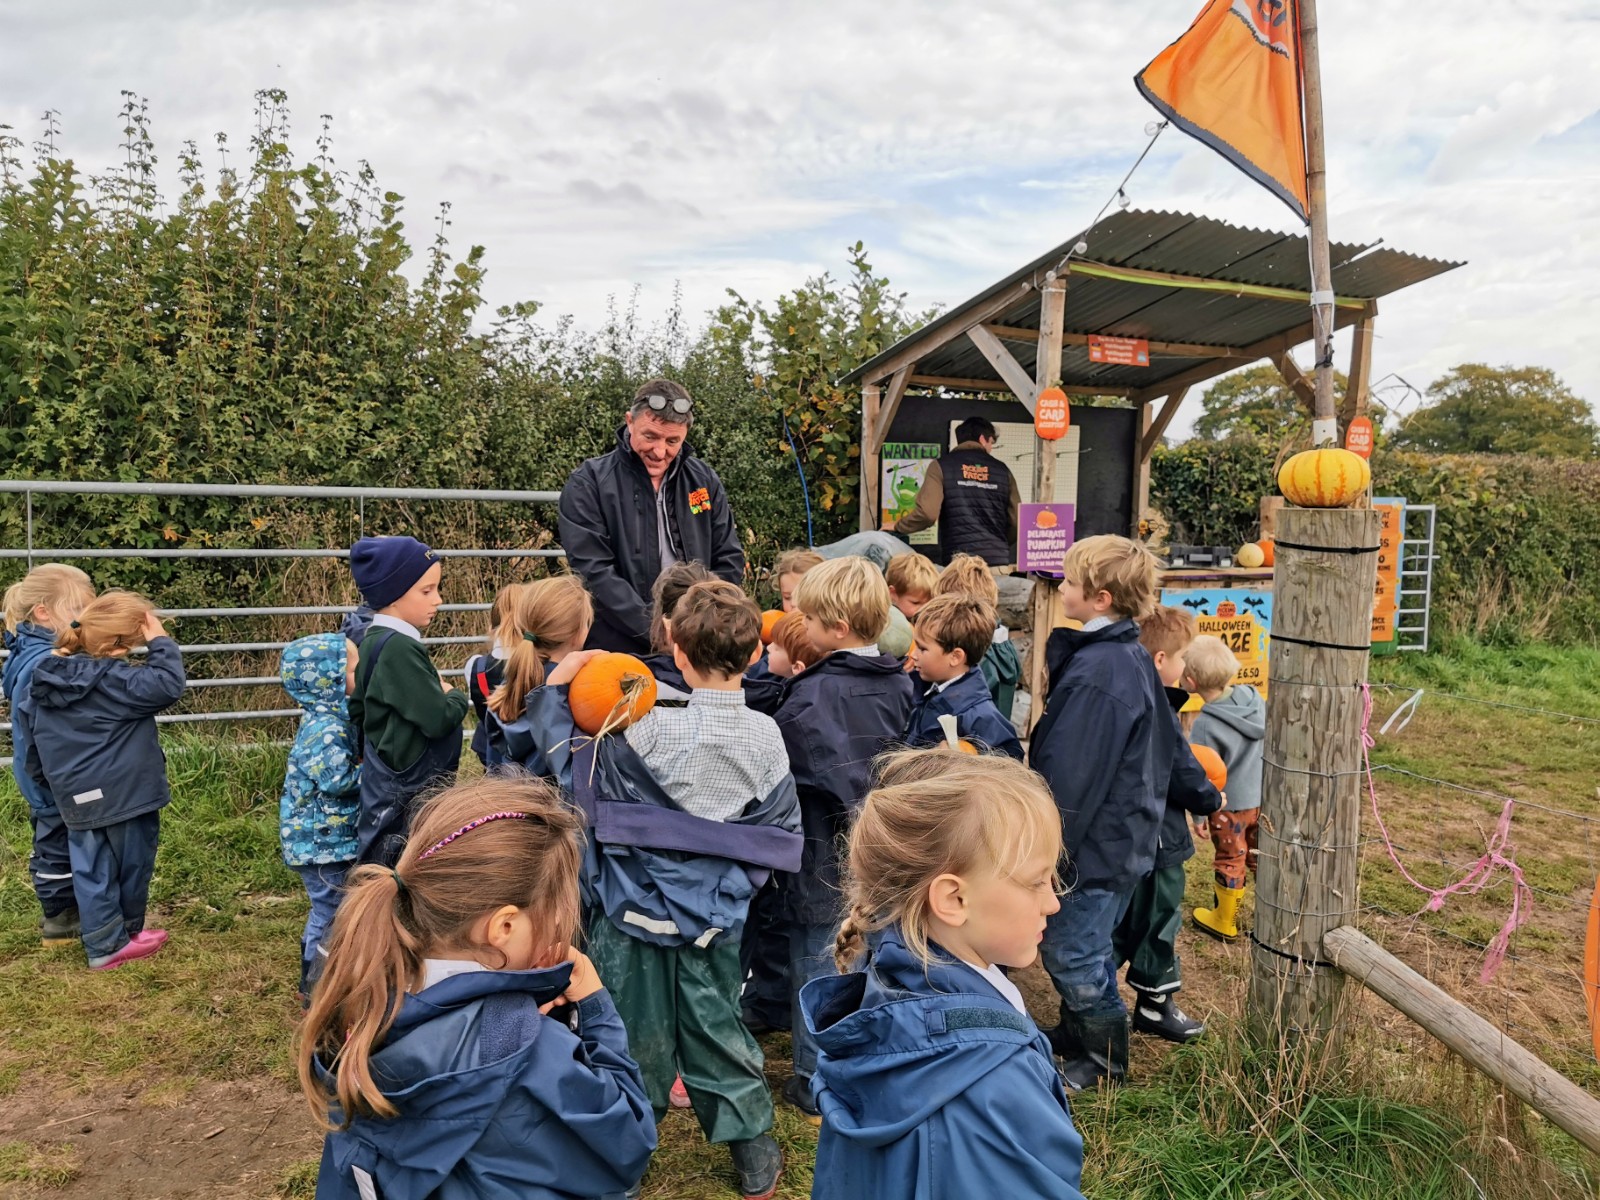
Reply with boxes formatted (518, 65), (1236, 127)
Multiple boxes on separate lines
(799, 749), (1086, 1200)
(296, 775), (655, 1200)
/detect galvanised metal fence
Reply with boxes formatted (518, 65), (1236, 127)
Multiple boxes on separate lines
(0, 480), (563, 763)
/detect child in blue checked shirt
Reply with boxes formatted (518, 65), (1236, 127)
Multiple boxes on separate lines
(279, 632), (361, 999)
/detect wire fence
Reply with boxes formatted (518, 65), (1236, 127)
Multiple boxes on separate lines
(1350, 682), (1600, 1089)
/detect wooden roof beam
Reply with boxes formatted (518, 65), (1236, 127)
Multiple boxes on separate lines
(982, 324), (1250, 361)
(1127, 306), (1365, 405)
(967, 324), (1040, 411)
(908, 374), (1132, 397)
(858, 278), (1036, 386)
(1140, 389), (1189, 462)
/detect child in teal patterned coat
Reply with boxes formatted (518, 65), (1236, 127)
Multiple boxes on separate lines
(279, 632), (361, 998)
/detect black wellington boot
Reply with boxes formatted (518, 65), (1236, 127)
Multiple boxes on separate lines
(1131, 989), (1205, 1043)
(1057, 1011), (1130, 1092)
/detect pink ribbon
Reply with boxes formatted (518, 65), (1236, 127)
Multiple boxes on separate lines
(1361, 683), (1532, 982)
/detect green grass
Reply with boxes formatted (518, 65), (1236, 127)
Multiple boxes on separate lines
(0, 1139), (80, 1189)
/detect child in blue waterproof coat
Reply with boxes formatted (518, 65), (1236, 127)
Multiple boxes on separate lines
(902, 593), (1024, 760)
(3, 564), (96, 946)
(801, 748), (1085, 1200)
(279, 632), (362, 998)
(297, 776), (656, 1200)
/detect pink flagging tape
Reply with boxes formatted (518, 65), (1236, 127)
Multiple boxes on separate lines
(1361, 683), (1533, 982)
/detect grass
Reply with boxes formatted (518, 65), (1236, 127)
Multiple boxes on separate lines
(0, 646), (1598, 1197)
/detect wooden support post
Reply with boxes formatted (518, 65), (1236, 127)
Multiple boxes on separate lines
(1326, 925), (1600, 1156)
(1339, 308), (1376, 429)
(859, 383), (881, 533)
(1134, 389), (1186, 539)
(1247, 506), (1380, 1053)
(967, 324), (1040, 411)
(1025, 276), (1068, 730)
(1300, 0), (1338, 446)
(1273, 349), (1317, 418)
(870, 366), (913, 457)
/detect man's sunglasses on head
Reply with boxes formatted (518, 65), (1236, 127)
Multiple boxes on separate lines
(643, 393), (693, 415)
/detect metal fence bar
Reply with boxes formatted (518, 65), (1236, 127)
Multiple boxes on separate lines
(157, 603), (492, 618)
(0, 548), (561, 560)
(0, 480), (559, 503)
(174, 636), (483, 654)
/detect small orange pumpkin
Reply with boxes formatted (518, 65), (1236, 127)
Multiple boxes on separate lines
(569, 653), (658, 735)
(760, 609), (785, 645)
(1278, 448), (1371, 508)
(1259, 538), (1275, 567)
(1191, 743), (1228, 792)
(957, 739), (979, 755)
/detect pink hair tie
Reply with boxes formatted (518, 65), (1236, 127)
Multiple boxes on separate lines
(417, 811), (529, 860)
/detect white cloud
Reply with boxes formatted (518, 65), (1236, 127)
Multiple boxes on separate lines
(3, 0), (1599, 440)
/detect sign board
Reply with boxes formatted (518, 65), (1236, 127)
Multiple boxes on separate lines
(1034, 387), (1070, 440)
(1160, 586), (1273, 698)
(1087, 335), (1150, 366)
(1372, 498), (1404, 644)
(881, 443), (940, 548)
(1346, 415), (1374, 459)
(1018, 503), (1076, 576)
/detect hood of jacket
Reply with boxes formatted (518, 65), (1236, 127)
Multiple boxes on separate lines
(319, 966), (573, 1185)
(802, 928), (1046, 1147)
(2, 623), (56, 702)
(1202, 685), (1266, 741)
(281, 633), (351, 717)
(30, 652), (124, 708)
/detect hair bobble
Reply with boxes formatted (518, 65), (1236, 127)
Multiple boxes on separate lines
(390, 868), (407, 896)
(418, 811), (530, 860)
(69, 620), (80, 629)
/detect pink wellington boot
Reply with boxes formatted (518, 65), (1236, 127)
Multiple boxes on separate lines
(132, 928), (168, 947)
(91, 934), (166, 971)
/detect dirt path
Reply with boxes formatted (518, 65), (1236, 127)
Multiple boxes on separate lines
(0, 1077), (320, 1198)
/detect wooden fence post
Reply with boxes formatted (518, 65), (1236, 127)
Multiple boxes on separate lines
(1247, 506), (1380, 1053)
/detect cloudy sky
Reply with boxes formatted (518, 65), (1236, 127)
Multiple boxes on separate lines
(5, 1), (1599, 436)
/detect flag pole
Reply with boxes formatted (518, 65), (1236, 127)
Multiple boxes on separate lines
(1298, 0), (1338, 447)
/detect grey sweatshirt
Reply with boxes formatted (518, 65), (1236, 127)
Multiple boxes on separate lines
(1190, 684), (1266, 813)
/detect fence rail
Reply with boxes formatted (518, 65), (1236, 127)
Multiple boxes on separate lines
(0, 479), (565, 757)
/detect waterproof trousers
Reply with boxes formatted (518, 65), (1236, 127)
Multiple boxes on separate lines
(1112, 864), (1187, 995)
(70, 812), (160, 965)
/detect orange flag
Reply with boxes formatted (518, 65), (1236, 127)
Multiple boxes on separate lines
(1136, 0), (1309, 221)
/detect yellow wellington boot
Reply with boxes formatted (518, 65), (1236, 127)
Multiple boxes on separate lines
(1192, 885), (1246, 942)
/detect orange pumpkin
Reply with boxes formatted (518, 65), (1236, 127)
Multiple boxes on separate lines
(1259, 538), (1275, 567)
(569, 653), (658, 735)
(760, 609), (785, 645)
(1278, 448), (1371, 508)
(1191, 744), (1228, 791)
(957, 739), (979, 755)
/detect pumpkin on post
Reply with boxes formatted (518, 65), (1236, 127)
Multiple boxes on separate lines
(1278, 447), (1371, 508)
(569, 653), (658, 736)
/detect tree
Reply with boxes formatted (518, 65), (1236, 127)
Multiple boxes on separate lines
(1191, 364), (1345, 445)
(1390, 364), (1598, 458)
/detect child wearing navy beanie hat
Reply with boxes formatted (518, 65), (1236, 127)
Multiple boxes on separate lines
(345, 536), (468, 866)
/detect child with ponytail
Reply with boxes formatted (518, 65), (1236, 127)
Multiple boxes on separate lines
(800, 749), (1085, 1200)
(25, 590), (185, 969)
(297, 776), (655, 1200)
(3, 565), (96, 946)
(463, 584), (524, 770)
(488, 576), (592, 766)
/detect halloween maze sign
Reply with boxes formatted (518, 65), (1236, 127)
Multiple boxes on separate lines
(1160, 586), (1273, 697)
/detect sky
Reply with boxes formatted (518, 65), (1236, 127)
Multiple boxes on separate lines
(4, 0), (1600, 440)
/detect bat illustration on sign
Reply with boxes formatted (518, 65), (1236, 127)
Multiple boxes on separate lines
(1180, 597), (1209, 610)
(1242, 597), (1267, 612)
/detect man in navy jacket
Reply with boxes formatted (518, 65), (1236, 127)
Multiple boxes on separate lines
(558, 379), (745, 654)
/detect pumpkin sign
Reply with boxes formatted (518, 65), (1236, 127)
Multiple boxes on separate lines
(1216, 600), (1237, 619)
(1235, 542), (1265, 569)
(1191, 743), (1228, 792)
(1035, 386), (1071, 440)
(1278, 448), (1371, 508)
(760, 609), (785, 645)
(569, 653), (658, 735)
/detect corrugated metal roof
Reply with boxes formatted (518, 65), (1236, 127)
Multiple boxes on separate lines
(842, 209), (1462, 391)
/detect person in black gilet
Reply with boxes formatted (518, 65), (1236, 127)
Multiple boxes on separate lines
(883, 417), (1020, 567)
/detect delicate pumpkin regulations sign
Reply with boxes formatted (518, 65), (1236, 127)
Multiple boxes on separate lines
(1087, 335), (1151, 366)
(1017, 503), (1076, 576)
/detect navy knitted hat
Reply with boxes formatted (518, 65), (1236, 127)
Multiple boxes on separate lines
(349, 537), (438, 610)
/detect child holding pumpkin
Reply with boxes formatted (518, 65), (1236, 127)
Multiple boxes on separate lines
(902, 595), (1023, 760)
(1186, 635), (1265, 942)
(521, 580), (801, 1200)
(1111, 606), (1223, 1045)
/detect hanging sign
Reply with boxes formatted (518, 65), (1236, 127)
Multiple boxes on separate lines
(1034, 386), (1070, 440)
(1017, 503), (1075, 576)
(1087, 335), (1150, 366)
(1346, 415), (1375, 459)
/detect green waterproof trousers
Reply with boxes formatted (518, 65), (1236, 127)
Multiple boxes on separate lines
(1112, 863), (1187, 994)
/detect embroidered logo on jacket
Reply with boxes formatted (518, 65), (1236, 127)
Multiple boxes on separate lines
(689, 487), (711, 515)
(961, 464), (990, 482)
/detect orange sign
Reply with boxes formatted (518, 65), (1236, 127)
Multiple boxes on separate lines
(1371, 503), (1402, 642)
(1346, 416), (1374, 459)
(1135, 0), (1310, 221)
(1087, 335), (1150, 366)
(1035, 386), (1070, 440)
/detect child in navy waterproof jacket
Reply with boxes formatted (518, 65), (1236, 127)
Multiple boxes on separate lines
(1028, 535), (1166, 1090)
(2, 565), (96, 947)
(298, 777), (656, 1200)
(25, 591), (185, 970)
(775, 557), (914, 1119)
(279, 633), (362, 998)
(515, 580), (800, 1200)
(801, 749), (1084, 1200)
(482, 575), (593, 783)
(463, 584), (523, 770)
(902, 594), (1023, 760)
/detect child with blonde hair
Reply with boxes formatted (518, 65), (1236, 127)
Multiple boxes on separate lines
(884, 553), (938, 619)
(644, 560), (712, 702)
(297, 777), (656, 1200)
(3, 565), (96, 946)
(487, 575), (593, 727)
(1029, 534), (1165, 1088)
(771, 548), (823, 613)
(935, 552), (1020, 719)
(1187, 634), (1265, 941)
(802, 749), (1085, 1200)
(463, 583), (524, 770)
(25, 590), (184, 969)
